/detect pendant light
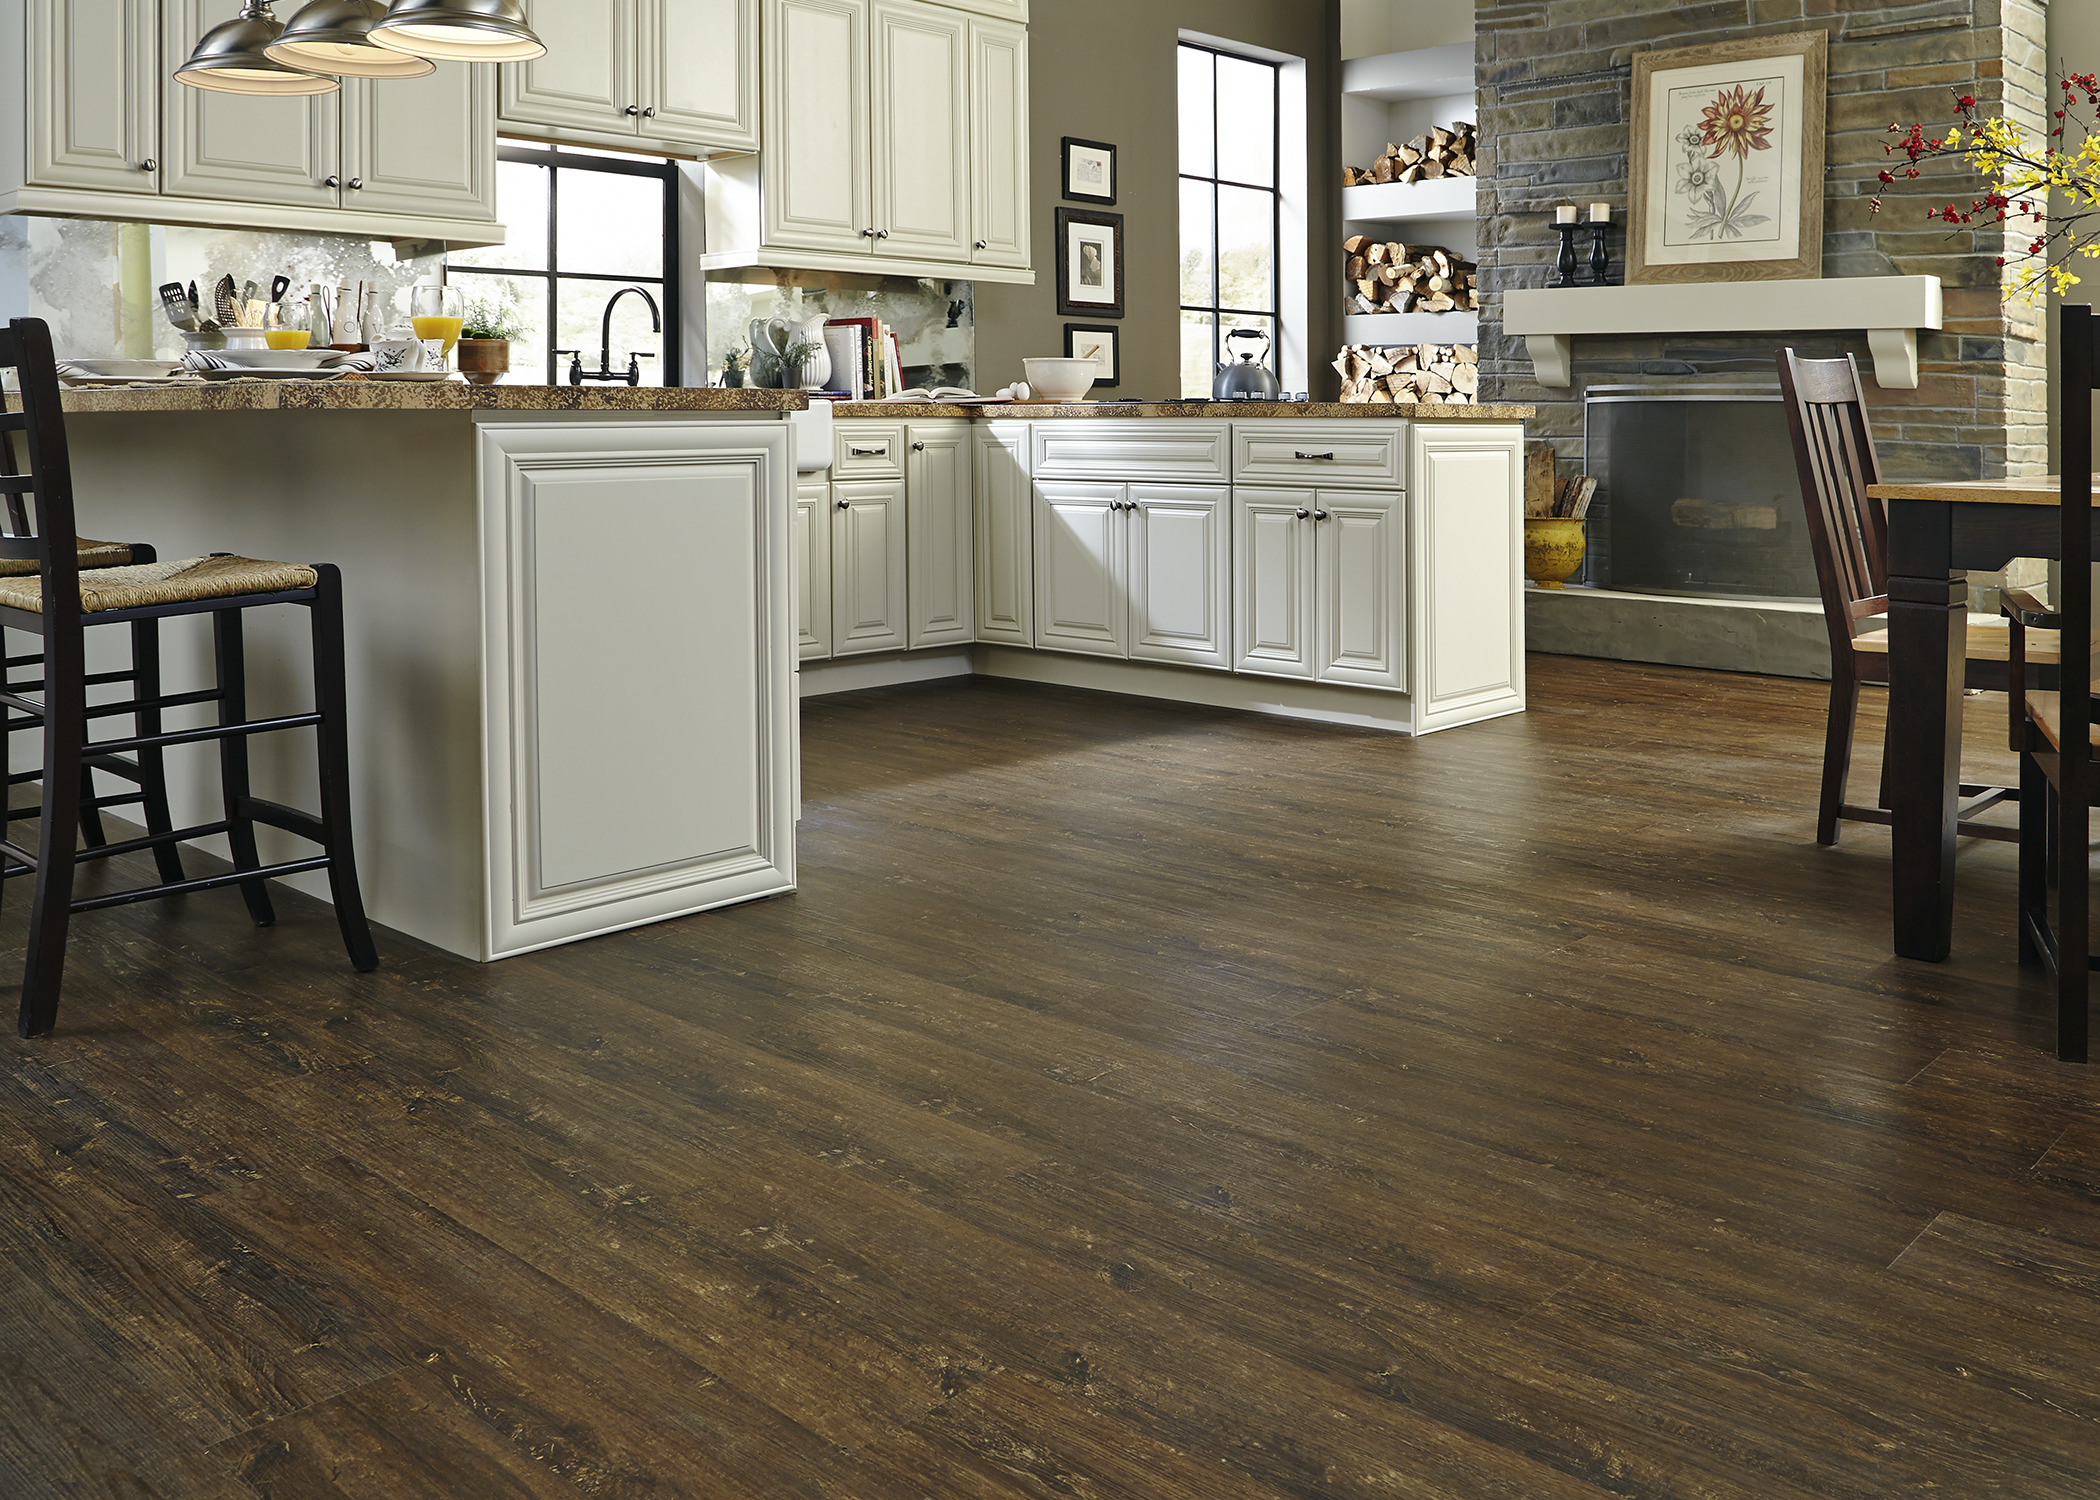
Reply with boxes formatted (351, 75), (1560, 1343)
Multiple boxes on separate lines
(265, 0), (436, 78)
(175, 0), (339, 94)
(368, 0), (546, 62)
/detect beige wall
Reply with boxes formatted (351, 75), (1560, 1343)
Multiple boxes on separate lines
(975, 0), (1340, 401)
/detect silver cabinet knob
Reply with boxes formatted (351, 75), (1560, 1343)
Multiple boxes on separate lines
(1313, 509), (1330, 521)
(323, 175), (340, 187)
(974, 239), (989, 249)
(874, 229), (890, 239)
(642, 105), (657, 118)
(836, 498), (850, 510)
(347, 178), (363, 190)
(624, 104), (642, 116)
(861, 227), (877, 237)
(139, 158), (156, 172)
(911, 441), (926, 451)
(1294, 507), (1310, 519)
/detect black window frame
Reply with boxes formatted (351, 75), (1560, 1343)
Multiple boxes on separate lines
(1178, 41), (1283, 398)
(450, 142), (681, 387)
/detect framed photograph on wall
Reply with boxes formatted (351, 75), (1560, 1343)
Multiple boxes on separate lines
(1064, 323), (1120, 387)
(1627, 30), (1825, 284)
(1062, 137), (1117, 204)
(1056, 207), (1125, 318)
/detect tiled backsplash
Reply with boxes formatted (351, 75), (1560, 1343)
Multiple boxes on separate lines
(705, 276), (975, 392)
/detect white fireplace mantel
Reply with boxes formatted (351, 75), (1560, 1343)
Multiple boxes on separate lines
(1501, 275), (1942, 390)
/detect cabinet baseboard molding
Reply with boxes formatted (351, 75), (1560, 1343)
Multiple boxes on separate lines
(699, 245), (1036, 284)
(801, 647), (975, 696)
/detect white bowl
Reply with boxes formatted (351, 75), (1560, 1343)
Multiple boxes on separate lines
(210, 349), (347, 370)
(1022, 357), (1097, 403)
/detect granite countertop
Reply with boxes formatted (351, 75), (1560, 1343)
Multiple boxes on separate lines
(12, 381), (810, 416)
(827, 400), (1535, 420)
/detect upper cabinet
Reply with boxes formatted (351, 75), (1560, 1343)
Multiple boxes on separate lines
(0, 0), (503, 246)
(703, 0), (1031, 283)
(498, 0), (759, 157)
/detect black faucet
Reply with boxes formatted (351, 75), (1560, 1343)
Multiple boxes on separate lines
(555, 285), (663, 385)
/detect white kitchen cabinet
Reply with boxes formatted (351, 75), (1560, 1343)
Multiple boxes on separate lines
(162, 0), (339, 211)
(1409, 422), (1524, 732)
(1034, 481), (1126, 659)
(22, 0), (157, 193)
(831, 478), (909, 655)
(931, 0), (1025, 19)
(967, 16), (1028, 269)
(1235, 487), (1403, 690)
(795, 477), (834, 660)
(500, 0), (758, 157)
(873, 0), (970, 262)
(1129, 485), (1230, 670)
(973, 423), (1032, 645)
(760, 0), (870, 254)
(906, 423), (973, 648)
(341, 64), (496, 222)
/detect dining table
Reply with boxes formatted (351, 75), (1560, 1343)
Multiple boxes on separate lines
(1864, 474), (2096, 962)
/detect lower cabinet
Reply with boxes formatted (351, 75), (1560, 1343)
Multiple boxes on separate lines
(1034, 480), (1230, 669)
(830, 477), (909, 655)
(974, 422), (1033, 644)
(1233, 487), (1405, 692)
(906, 422), (974, 648)
(794, 477), (833, 659)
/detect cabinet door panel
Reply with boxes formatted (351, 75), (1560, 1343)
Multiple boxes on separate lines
(1034, 481), (1125, 658)
(341, 64), (496, 221)
(764, 0), (871, 253)
(968, 18), (1028, 268)
(1129, 484), (1228, 670)
(1233, 487), (1315, 680)
(973, 424), (1032, 644)
(794, 479), (833, 659)
(871, 1), (969, 259)
(163, 0), (338, 209)
(831, 478), (908, 654)
(642, 0), (759, 152)
(500, 0), (635, 138)
(1410, 427), (1525, 731)
(27, 0), (157, 191)
(907, 425), (973, 648)
(1315, 489), (1405, 692)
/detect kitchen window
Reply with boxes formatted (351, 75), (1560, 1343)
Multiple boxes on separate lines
(449, 144), (681, 386)
(1179, 41), (1281, 399)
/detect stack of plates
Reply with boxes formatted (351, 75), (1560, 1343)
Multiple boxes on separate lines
(184, 349), (353, 380)
(55, 359), (194, 386)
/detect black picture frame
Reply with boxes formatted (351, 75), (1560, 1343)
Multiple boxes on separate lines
(1063, 323), (1120, 388)
(1055, 207), (1125, 319)
(1061, 136), (1117, 204)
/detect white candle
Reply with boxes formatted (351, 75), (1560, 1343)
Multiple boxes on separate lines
(1588, 202), (1611, 222)
(1554, 205), (1577, 224)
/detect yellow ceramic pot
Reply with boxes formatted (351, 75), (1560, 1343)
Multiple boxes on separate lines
(1524, 518), (1586, 589)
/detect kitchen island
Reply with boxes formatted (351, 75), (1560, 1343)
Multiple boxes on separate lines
(18, 383), (1528, 964)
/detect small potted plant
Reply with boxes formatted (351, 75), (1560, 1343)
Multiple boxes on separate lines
(457, 292), (524, 385)
(784, 337), (824, 390)
(721, 345), (750, 387)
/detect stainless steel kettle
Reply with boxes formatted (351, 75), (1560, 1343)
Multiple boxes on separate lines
(1213, 326), (1281, 401)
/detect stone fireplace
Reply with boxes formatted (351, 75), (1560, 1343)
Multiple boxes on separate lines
(1473, 0), (2050, 676)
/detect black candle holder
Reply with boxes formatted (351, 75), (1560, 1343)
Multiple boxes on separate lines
(1552, 223), (1581, 288)
(1587, 221), (1612, 285)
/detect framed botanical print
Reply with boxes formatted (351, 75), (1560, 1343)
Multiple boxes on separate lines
(1056, 207), (1124, 318)
(1627, 31), (1826, 284)
(1062, 137), (1117, 204)
(1064, 323), (1120, 387)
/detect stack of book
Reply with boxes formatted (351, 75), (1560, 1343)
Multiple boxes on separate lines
(819, 317), (905, 401)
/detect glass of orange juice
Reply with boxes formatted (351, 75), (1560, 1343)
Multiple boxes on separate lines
(410, 284), (464, 370)
(264, 299), (310, 350)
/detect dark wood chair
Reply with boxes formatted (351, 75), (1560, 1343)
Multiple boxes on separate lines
(2007, 302), (2099, 1063)
(1778, 348), (2064, 845)
(1, 316), (376, 1038)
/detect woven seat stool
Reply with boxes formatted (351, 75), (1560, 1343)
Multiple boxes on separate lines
(3, 317), (376, 1038)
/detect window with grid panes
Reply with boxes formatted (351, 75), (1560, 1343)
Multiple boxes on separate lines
(1179, 42), (1281, 400)
(449, 144), (680, 386)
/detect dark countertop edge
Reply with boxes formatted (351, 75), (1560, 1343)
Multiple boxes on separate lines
(826, 401), (1534, 420)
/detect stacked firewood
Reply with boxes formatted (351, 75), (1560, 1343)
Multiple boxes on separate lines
(1333, 343), (1479, 405)
(1343, 123), (1478, 185)
(1343, 238), (1478, 315)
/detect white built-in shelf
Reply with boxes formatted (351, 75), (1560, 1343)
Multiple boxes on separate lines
(1501, 275), (1943, 389)
(1342, 176), (1476, 223)
(1341, 43), (1473, 103)
(1345, 310), (1480, 347)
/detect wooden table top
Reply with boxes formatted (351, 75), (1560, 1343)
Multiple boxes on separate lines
(1866, 475), (2100, 506)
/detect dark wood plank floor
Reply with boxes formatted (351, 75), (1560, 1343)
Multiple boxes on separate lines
(5, 654), (2098, 1499)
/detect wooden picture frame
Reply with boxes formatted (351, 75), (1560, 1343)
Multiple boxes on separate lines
(1064, 323), (1120, 388)
(1627, 30), (1825, 285)
(1062, 137), (1117, 204)
(1056, 207), (1125, 318)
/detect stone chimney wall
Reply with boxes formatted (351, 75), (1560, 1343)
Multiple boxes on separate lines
(1475, 0), (2050, 485)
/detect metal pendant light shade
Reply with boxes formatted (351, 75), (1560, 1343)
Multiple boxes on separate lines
(265, 0), (436, 77)
(176, 0), (339, 93)
(368, 0), (546, 62)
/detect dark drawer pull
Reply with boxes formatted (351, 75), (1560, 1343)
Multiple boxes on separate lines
(1295, 450), (1336, 461)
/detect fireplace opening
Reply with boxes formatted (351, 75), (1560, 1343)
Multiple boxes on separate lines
(1584, 387), (1819, 601)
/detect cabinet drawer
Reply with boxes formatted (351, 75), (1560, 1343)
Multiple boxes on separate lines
(1031, 421), (1229, 483)
(1231, 422), (1404, 489)
(834, 421), (907, 479)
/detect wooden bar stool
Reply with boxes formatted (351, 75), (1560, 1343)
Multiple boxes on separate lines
(2, 317), (376, 1038)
